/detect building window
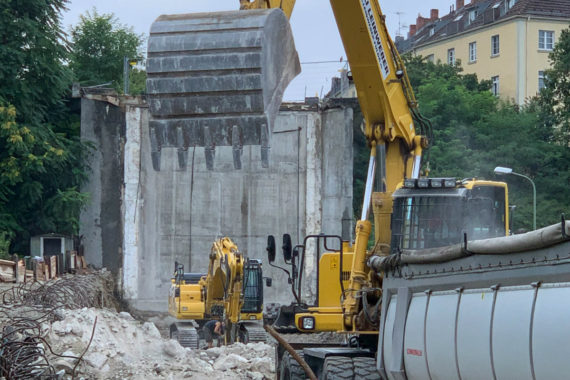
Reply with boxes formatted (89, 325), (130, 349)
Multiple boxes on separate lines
(491, 76), (500, 96)
(426, 54), (435, 63)
(539, 30), (554, 51)
(469, 10), (478, 23)
(429, 28), (435, 37)
(507, 0), (517, 9)
(469, 42), (477, 62)
(538, 71), (546, 91)
(448, 48), (455, 65)
(491, 35), (500, 56)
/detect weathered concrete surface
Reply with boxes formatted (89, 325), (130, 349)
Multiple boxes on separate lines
(80, 98), (124, 271)
(80, 97), (354, 312)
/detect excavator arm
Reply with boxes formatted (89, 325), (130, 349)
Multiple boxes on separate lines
(239, 0), (296, 19)
(157, 0), (431, 333)
(325, 0), (430, 328)
(231, 0), (431, 330)
(204, 237), (245, 328)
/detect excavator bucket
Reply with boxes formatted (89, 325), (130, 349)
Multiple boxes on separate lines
(146, 9), (300, 170)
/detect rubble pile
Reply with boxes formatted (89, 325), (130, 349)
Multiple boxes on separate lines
(47, 307), (275, 379)
(0, 271), (118, 378)
(0, 271), (275, 379)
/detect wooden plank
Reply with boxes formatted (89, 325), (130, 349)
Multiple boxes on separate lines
(17, 260), (25, 283)
(50, 256), (57, 279)
(0, 260), (14, 282)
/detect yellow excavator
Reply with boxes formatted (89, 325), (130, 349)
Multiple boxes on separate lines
(149, 0), (570, 379)
(168, 237), (269, 348)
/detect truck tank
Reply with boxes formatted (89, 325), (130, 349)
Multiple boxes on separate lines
(374, 220), (570, 380)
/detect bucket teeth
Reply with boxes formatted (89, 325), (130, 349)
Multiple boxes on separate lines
(176, 127), (188, 169)
(260, 123), (269, 169)
(204, 126), (215, 171)
(146, 9), (300, 171)
(232, 125), (243, 170)
(150, 126), (162, 171)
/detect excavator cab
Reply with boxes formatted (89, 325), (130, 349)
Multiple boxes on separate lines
(390, 178), (509, 252)
(241, 259), (264, 317)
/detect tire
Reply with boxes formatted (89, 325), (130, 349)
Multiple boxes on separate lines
(321, 356), (380, 380)
(353, 357), (381, 379)
(322, 357), (354, 380)
(279, 351), (306, 380)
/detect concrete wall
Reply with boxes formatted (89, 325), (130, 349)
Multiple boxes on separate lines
(81, 96), (354, 312)
(80, 98), (124, 272)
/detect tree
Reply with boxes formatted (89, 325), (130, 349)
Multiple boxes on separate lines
(0, 0), (72, 124)
(352, 55), (569, 232)
(69, 9), (145, 93)
(0, 0), (89, 254)
(537, 28), (570, 146)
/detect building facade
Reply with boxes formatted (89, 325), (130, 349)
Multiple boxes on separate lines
(397, 0), (570, 104)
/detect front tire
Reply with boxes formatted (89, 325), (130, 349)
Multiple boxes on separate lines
(279, 351), (306, 380)
(321, 356), (379, 380)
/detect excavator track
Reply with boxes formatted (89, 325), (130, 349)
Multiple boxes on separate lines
(146, 9), (300, 170)
(170, 323), (199, 349)
(246, 325), (268, 343)
(239, 321), (267, 343)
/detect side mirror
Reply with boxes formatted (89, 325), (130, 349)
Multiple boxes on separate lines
(282, 234), (292, 262)
(267, 235), (276, 263)
(265, 277), (273, 287)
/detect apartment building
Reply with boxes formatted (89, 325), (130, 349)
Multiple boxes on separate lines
(397, 0), (570, 104)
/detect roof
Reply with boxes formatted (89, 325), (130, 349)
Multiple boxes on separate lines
(397, 0), (570, 53)
(509, 0), (570, 18)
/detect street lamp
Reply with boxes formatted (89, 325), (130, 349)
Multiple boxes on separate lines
(494, 166), (536, 230)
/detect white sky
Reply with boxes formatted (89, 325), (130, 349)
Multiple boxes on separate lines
(61, 0), (456, 101)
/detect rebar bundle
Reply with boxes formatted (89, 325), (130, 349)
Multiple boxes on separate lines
(0, 272), (116, 379)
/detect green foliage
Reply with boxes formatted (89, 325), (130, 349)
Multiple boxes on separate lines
(69, 8), (145, 92)
(128, 67), (147, 96)
(0, 0), (91, 254)
(536, 28), (570, 146)
(353, 53), (570, 232)
(0, 105), (90, 252)
(0, 232), (11, 260)
(0, 0), (72, 124)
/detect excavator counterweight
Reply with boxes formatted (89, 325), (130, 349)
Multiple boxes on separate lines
(146, 9), (300, 170)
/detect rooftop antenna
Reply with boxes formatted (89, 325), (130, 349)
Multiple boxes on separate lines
(394, 11), (408, 37)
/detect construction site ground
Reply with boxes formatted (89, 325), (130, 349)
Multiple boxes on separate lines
(0, 270), (275, 379)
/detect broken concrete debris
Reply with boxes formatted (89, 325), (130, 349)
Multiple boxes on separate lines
(0, 271), (275, 379)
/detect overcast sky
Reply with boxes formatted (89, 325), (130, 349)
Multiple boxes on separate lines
(61, 0), (456, 101)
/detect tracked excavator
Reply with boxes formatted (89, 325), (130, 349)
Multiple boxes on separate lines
(149, 0), (570, 378)
(168, 237), (269, 348)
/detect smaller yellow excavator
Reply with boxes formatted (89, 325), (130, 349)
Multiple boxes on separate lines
(168, 237), (270, 348)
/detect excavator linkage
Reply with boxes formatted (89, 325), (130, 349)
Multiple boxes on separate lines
(146, 9), (300, 170)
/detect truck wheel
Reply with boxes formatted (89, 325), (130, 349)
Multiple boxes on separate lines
(322, 357), (354, 380)
(322, 356), (380, 380)
(353, 357), (380, 379)
(279, 351), (306, 380)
